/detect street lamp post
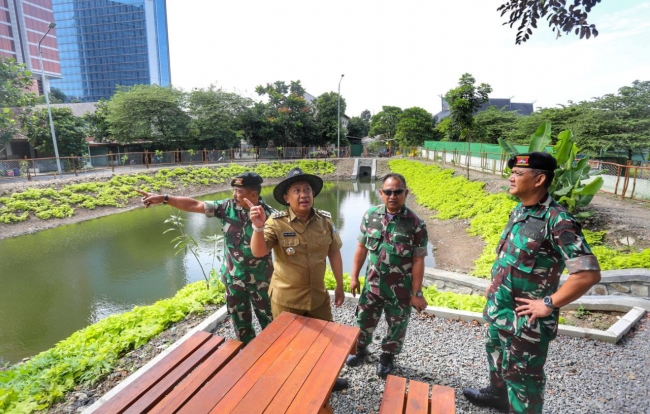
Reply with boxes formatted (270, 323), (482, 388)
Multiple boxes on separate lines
(337, 74), (344, 158)
(37, 22), (62, 176)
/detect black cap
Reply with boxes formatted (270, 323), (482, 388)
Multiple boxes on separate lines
(230, 172), (263, 188)
(507, 152), (557, 172)
(273, 168), (323, 206)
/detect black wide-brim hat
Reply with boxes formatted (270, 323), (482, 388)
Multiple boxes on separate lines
(273, 167), (323, 206)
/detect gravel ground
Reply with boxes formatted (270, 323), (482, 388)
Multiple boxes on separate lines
(214, 302), (650, 414)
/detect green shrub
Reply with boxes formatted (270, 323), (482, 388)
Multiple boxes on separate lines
(0, 282), (225, 413)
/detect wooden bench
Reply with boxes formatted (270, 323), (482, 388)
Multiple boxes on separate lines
(379, 375), (455, 414)
(93, 331), (242, 414)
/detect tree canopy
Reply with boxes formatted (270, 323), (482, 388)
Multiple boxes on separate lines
(24, 108), (86, 156)
(255, 80), (316, 147)
(188, 85), (252, 149)
(0, 58), (35, 147)
(369, 106), (403, 143)
(314, 91), (347, 146)
(395, 107), (435, 147)
(106, 85), (191, 148)
(499, 0), (601, 44)
(444, 73), (492, 142)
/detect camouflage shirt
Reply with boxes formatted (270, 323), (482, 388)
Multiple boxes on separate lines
(358, 204), (428, 300)
(484, 195), (600, 338)
(204, 198), (277, 283)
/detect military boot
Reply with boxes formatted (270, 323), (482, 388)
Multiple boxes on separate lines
(462, 385), (509, 412)
(345, 346), (369, 367)
(377, 352), (395, 378)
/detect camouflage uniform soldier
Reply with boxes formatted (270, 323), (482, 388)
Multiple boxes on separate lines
(136, 172), (276, 345)
(346, 173), (429, 379)
(463, 152), (601, 414)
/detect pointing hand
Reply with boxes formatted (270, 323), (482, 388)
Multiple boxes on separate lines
(244, 198), (266, 229)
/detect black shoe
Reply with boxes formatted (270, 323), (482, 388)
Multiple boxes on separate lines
(377, 352), (395, 379)
(332, 377), (349, 392)
(346, 346), (369, 367)
(463, 386), (509, 412)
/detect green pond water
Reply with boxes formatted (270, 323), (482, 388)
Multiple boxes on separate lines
(0, 179), (434, 364)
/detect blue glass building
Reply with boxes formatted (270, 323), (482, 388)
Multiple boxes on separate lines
(50, 0), (171, 102)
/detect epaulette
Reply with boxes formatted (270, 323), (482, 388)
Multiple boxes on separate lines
(318, 209), (332, 218)
(272, 211), (289, 219)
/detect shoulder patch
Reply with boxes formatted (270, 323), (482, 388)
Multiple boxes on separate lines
(319, 209), (332, 218)
(272, 211), (289, 219)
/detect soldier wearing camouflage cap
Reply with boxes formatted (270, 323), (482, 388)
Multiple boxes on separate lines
(345, 173), (429, 379)
(136, 172), (277, 345)
(463, 152), (601, 413)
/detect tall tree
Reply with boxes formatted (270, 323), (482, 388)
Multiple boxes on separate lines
(0, 57), (35, 153)
(586, 80), (650, 159)
(474, 106), (521, 144)
(444, 73), (492, 177)
(394, 107), (435, 148)
(498, 0), (601, 44)
(346, 116), (368, 140)
(255, 80), (316, 147)
(369, 106), (403, 144)
(360, 109), (371, 135)
(24, 108), (86, 156)
(83, 99), (111, 142)
(106, 85), (190, 148)
(188, 85), (252, 149)
(314, 91), (348, 146)
(239, 102), (277, 149)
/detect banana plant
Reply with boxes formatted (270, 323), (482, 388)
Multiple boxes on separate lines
(499, 121), (603, 217)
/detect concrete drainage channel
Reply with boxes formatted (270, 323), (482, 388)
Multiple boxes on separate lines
(84, 273), (649, 413)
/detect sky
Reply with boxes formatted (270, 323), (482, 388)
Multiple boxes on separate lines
(166, 0), (650, 118)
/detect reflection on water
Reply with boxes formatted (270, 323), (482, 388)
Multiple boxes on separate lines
(0, 179), (434, 364)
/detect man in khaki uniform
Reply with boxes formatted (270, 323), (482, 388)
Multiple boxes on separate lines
(247, 167), (348, 390)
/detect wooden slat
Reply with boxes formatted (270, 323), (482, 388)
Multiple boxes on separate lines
(405, 380), (430, 414)
(94, 331), (212, 414)
(285, 324), (360, 414)
(178, 312), (298, 413)
(263, 322), (339, 413)
(123, 335), (225, 414)
(229, 317), (328, 414)
(430, 385), (456, 414)
(208, 315), (308, 413)
(379, 375), (407, 414)
(148, 339), (242, 414)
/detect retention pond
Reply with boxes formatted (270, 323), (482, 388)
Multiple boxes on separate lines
(0, 178), (434, 365)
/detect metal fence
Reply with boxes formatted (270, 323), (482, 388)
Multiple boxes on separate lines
(0, 146), (351, 182)
(418, 147), (650, 202)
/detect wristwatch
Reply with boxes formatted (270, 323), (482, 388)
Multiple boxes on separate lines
(414, 290), (424, 298)
(543, 296), (558, 310)
(163, 194), (169, 205)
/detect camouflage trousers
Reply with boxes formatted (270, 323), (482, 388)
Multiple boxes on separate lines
(355, 289), (411, 354)
(224, 275), (273, 345)
(486, 323), (552, 414)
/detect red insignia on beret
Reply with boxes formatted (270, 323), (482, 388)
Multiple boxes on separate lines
(233, 178), (243, 186)
(516, 156), (530, 166)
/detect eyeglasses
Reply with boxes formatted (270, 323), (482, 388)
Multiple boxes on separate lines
(381, 189), (405, 197)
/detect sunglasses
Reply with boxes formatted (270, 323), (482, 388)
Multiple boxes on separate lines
(381, 189), (405, 196)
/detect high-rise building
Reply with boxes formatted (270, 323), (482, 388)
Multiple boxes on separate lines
(50, 0), (171, 102)
(0, 0), (61, 94)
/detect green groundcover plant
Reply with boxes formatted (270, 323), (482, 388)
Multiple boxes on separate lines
(0, 161), (335, 224)
(0, 282), (225, 413)
(389, 159), (650, 277)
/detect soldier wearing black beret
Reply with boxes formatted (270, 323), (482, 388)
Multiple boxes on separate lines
(136, 172), (277, 345)
(463, 152), (601, 413)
